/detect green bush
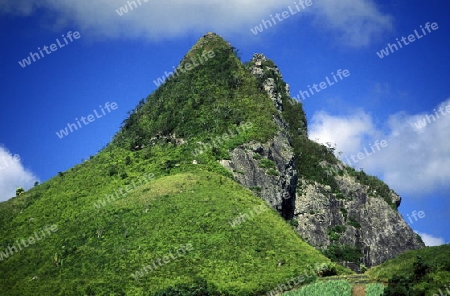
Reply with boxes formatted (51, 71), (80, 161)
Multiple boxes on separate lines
(340, 207), (348, 220)
(321, 263), (338, 276)
(335, 192), (345, 199)
(382, 256), (435, 295)
(252, 153), (262, 160)
(249, 186), (262, 193)
(259, 158), (276, 169)
(267, 168), (279, 176)
(328, 232), (341, 241)
(15, 187), (25, 196)
(328, 225), (346, 241)
(367, 245), (450, 296)
(331, 225), (346, 233)
(323, 244), (363, 264)
(347, 217), (361, 228)
(412, 256), (431, 281)
(383, 275), (411, 296)
(289, 218), (299, 227)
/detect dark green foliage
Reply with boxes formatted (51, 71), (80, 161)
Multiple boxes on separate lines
(108, 164), (119, 176)
(340, 207), (348, 220)
(15, 187), (24, 196)
(125, 155), (132, 165)
(267, 168), (280, 176)
(249, 186), (262, 193)
(321, 264), (338, 277)
(258, 158), (279, 176)
(252, 153), (262, 160)
(383, 275), (412, 296)
(382, 256), (432, 296)
(259, 158), (276, 169)
(327, 225), (346, 241)
(335, 192), (345, 199)
(289, 218), (299, 227)
(328, 232), (341, 241)
(323, 244), (363, 264)
(412, 256), (431, 281)
(331, 225), (347, 233)
(368, 245), (450, 296)
(293, 138), (340, 192)
(347, 217), (361, 228)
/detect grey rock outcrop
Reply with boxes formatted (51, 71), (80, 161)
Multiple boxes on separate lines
(220, 131), (297, 219)
(220, 54), (297, 219)
(249, 53), (286, 112)
(294, 169), (424, 268)
(221, 53), (424, 270)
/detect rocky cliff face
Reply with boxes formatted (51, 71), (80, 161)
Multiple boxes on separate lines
(220, 54), (297, 220)
(219, 130), (297, 220)
(295, 162), (423, 268)
(220, 53), (424, 270)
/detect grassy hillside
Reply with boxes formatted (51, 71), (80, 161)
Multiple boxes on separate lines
(366, 244), (450, 295)
(0, 167), (346, 295)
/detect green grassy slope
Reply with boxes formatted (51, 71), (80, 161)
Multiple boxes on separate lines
(0, 169), (343, 295)
(366, 244), (450, 295)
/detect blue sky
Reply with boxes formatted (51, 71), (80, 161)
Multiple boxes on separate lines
(0, 0), (449, 246)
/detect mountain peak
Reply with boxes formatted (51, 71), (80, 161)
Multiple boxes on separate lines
(198, 32), (231, 46)
(182, 32), (232, 63)
(1, 32), (428, 294)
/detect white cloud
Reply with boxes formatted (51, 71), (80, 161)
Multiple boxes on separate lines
(415, 231), (445, 246)
(0, 0), (392, 46)
(0, 146), (39, 202)
(309, 110), (377, 155)
(308, 0), (393, 47)
(309, 98), (450, 196)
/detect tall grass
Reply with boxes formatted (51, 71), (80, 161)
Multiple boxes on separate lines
(365, 283), (385, 296)
(282, 280), (352, 296)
